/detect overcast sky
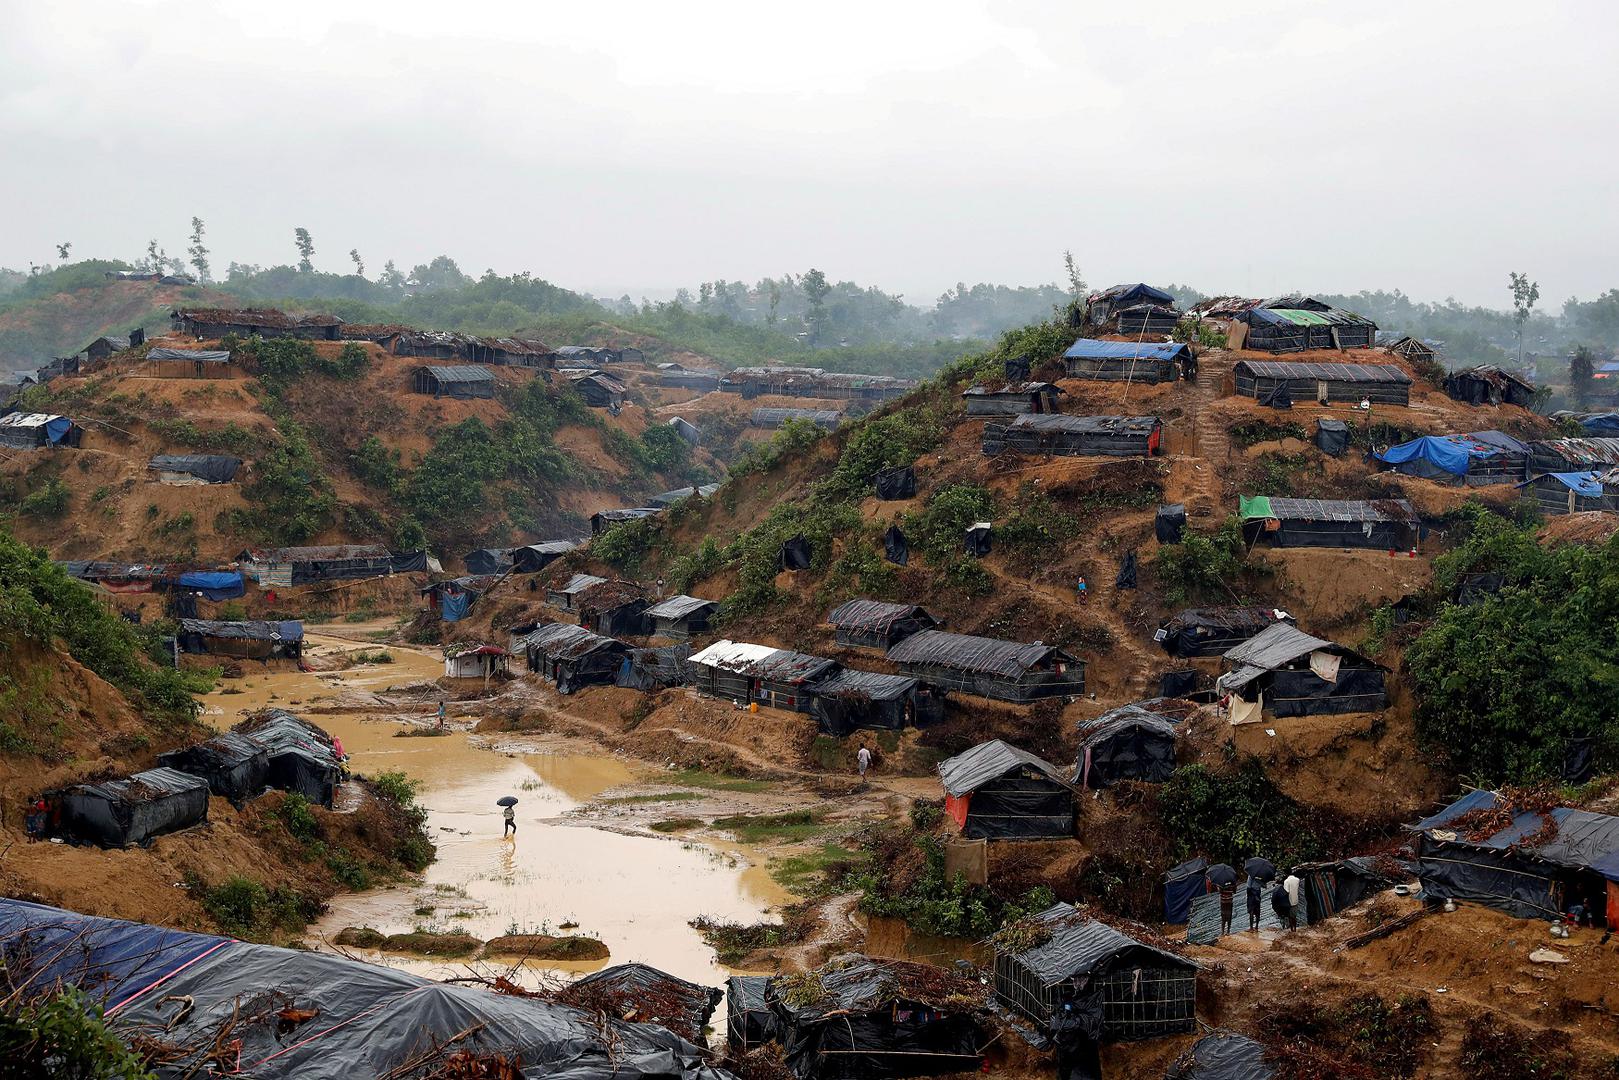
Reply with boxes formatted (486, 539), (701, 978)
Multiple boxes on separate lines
(3, 1), (1615, 309)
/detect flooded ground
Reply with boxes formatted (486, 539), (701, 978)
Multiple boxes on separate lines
(197, 632), (787, 987)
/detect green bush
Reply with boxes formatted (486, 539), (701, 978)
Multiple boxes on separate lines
(350, 434), (402, 493)
(820, 406), (948, 500)
(18, 478), (69, 518)
(1159, 760), (1320, 866)
(200, 876), (321, 937)
(593, 516), (662, 575)
(903, 483), (995, 564)
(853, 833), (1056, 939)
(0, 987), (156, 1080)
(668, 536), (725, 594)
(639, 423), (692, 474)
(730, 419), (825, 479)
(1153, 516), (1246, 603)
(236, 414), (336, 543)
(277, 792), (320, 841)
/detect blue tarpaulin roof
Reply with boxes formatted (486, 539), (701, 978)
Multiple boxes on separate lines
(1528, 471), (1606, 496)
(1580, 414), (1619, 435)
(175, 570), (245, 600)
(1414, 791), (1619, 880)
(1064, 340), (1189, 362)
(1375, 432), (1526, 477)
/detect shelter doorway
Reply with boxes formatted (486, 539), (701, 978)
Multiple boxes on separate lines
(1316, 380), (1328, 404)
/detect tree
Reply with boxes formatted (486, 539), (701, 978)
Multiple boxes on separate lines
(143, 239), (162, 272)
(378, 259), (405, 289)
(294, 227), (315, 273)
(1508, 271), (1540, 365)
(1570, 345), (1596, 408)
(767, 280), (782, 326)
(55, 242), (71, 261)
(1063, 250), (1087, 297)
(802, 268), (831, 346)
(349, 248), (365, 278)
(187, 217), (211, 282)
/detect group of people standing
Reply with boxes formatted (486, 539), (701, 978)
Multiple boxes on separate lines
(1212, 866), (1303, 935)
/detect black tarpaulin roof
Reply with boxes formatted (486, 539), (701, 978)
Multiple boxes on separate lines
(1415, 791), (1619, 876)
(148, 454), (241, 482)
(179, 618), (303, 642)
(887, 630), (1069, 678)
(826, 599), (936, 632)
(938, 739), (1067, 797)
(1000, 903), (1195, 986)
(1233, 360), (1410, 383)
(1222, 622), (1354, 671)
(1007, 414), (1160, 435)
(561, 963), (723, 1044)
(524, 622), (623, 660)
(1167, 1031), (1274, 1080)
(1077, 704), (1180, 748)
(808, 668), (919, 701)
(422, 364), (494, 383)
(240, 544), (391, 562)
(645, 594), (720, 619)
(962, 382), (1063, 396)
(770, 956), (984, 1023)
(235, 711), (339, 766)
(160, 732), (264, 769)
(147, 348), (231, 362)
(1161, 607), (1286, 635)
(74, 767), (207, 804)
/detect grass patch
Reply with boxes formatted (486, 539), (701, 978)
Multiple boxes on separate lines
(712, 810), (826, 844)
(650, 817), (702, 833)
(771, 843), (867, 895)
(668, 769), (770, 793)
(600, 791), (705, 805)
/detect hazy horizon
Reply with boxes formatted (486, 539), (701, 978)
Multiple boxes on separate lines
(3, 1), (1616, 310)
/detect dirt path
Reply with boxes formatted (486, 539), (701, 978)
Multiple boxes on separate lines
(779, 892), (863, 971)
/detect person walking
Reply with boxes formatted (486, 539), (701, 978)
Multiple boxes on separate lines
(1246, 875), (1264, 932)
(437, 701), (447, 730)
(503, 802), (517, 839)
(1217, 878), (1236, 937)
(856, 743), (872, 785)
(1281, 869), (1302, 931)
(1075, 576), (1088, 605)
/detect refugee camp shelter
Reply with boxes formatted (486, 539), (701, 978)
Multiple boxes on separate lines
(1445, 365), (1537, 408)
(646, 483), (722, 509)
(750, 407), (843, 430)
(82, 334), (132, 363)
(411, 364), (494, 399)
(0, 412), (81, 449)
(668, 415), (702, 446)
(1314, 418), (1349, 456)
(522, 622), (628, 693)
(1063, 340), (1187, 383)
(237, 544), (418, 586)
(1381, 335), (1437, 365)
(993, 902), (1197, 1040)
(1517, 469), (1619, 515)
(234, 711), (342, 806)
(1156, 607), (1293, 658)
(1217, 622), (1387, 721)
(1374, 431), (1528, 486)
(687, 640), (838, 712)
(875, 465), (916, 500)
(147, 348), (233, 378)
(0, 898), (727, 1080)
(171, 307), (344, 340)
(726, 975), (781, 1053)
(766, 956), (988, 1080)
(1291, 857), (1397, 924)
(1235, 298), (1377, 352)
(1238, 496), (1420, 550)
(547, 572), (607, 610)
(614, 644), (692, 692)
(658, 363), (722, 390)
(961, 382), (1064, 416)
(984, 414), (1162, 457)
(806, 669), (944, 736)
(54, 768), (209, 848)
(1232, 359), (1411, 405)
(576, 581), (650, 637)
(147, 454), (241, 485)
(1162, 858), (1211, 925)
(1075, 703), (1180, 787)
(464, 547), (513, 576)
(644, 594), (720, 639)
(157, 732), (269, 802)
(1525, 437), (1619, 476)
(938, 740), (1074, 840)
(826, 599), (940, 650)
(557, 963), (722, 1044)
(443, 643), (509, 679)
(421, 576), (488, 622)
(512, 540), (577, 573)
(1082, 283), (1180, 335)
(888, 630), (1084, 702)
(570, 370), (627, 409)
(590, 507), (661, 534)
(177, 619), (304, 660)
(1414, 790), (1619, 925)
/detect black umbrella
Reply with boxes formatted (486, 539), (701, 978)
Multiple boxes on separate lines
(496, 796), (519, 807)
(1244, 857), (1277, 882)
(1205, 863), (1237, 887)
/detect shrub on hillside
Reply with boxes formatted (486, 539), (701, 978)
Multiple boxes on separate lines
(1158, 760), (1321, 866)
(18, 478), (70, 518)
(1152, 517), (1246, 603)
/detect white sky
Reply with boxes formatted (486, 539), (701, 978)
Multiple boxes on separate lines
(2, 0), (1615, 308)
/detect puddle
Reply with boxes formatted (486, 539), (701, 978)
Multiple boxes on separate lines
(196, 632), (788, 987)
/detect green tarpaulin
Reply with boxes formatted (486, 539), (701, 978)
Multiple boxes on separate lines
(1237, 495), (1274, 520)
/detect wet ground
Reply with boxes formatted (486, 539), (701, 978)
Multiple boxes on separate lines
(197, 631), (787, 986)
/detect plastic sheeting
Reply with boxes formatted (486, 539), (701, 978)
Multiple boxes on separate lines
(57, 768), (210, 848)
(727, 975), (780, 1051)
(1155, 504), (1186, 543)
(173, 571), (245, 600)
(1114, 550), (1137, 590)
(1163, 858), (1210, 924)
(157, 733), (269, 802)
(564, 963), (721, 1044)
(779, 535), (813, 570)
(1314, 419), (1348, 457)
(1166, 1031), (1274, 1080)
(1075, 707), (1177, 787)
(465, 548), (513, 576)
(874, 465), (916, 500)
(964, 524), (993, 556)
(883, 525), (909, 566)
(615, 646), (691, 691)
(148, 454), (241, 483)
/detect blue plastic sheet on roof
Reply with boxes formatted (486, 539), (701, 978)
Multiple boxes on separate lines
(1542, 471), (1605, 496)
(175, 570), (245, 600)
(1580, 414), (1619, 436)
(1375, 434), (1513, 477)
(1412, 788), (1496, 830)
(1064, 339), (1188, 361)
(43, 416), (73, 444)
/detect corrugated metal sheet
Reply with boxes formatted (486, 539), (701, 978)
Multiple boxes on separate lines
(554, 573), (607, 596)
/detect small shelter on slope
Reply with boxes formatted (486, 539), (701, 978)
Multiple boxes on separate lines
(1156, 607), (1293, 658)
(646, 483), (721, 509)
(1081, 283), (1181, 336)
(1232, 359), (1411, 406)
(147, 454), (241, 485)
(1234, 297), (1377, 352)
(411, 364), (494, 399)
(157, 732), (269, 803)
(826, 599), (939, 651)
(984, 414), (1162, 457)
(1237, 496), (1419, 551)
(463, 547), (513, 576)
(726, 975), (781, 1053)
(1075, 703), (1180, 787)
(765, 956), (989, 1080)
(1063, 340), (1187, 383)
(1413, 789), (1619, 925)
(1291, 856), (1399, 924)
(177, 619), (303, 661)
(887, 630), (1083, 702)
(511, 540), (577, 573)
(1166, 1031), (1273, 1080)
(522, 622), (627, 693)
(547, 572), (608, 611)
(589, 507), (662, 535)
(962, 382), (1064, 416)
(570, 370), (627, 410)
(146, 348), (233, 379)
(805, 669), (944, 736)
(1217, 622), (1387, 722)
(1374, 431), (1528, 486)
(750, 407), (843, 431)
(575, 580), (650, 637)
(1517, 469), (1619, 515)
(0, 412), (81, 449)
(234, 711), (343, 807)
(52, 767), (210, 848)
(443, 643), (509, 679)
(1525, 437), (1619, 476)
(992, 902), (1198, 1040)
(1444, 365), (1537, 408)
(643, 594), (720, 639)
(938, 740), (1074, 840)
(556, 963), (722, 1044)
(1381, 334), (1437, 365)
(687, 640), (838, 712)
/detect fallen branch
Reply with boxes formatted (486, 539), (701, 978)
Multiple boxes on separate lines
(1343, 908), (1427, 950)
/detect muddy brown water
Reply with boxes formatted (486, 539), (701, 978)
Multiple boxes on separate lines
(197, 632), (788, 988)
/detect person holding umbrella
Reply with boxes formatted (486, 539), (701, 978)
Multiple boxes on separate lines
(1205, 863), (1238, 936)
(497, 795), (518, 838)
(1243, 857), (1277, 933)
